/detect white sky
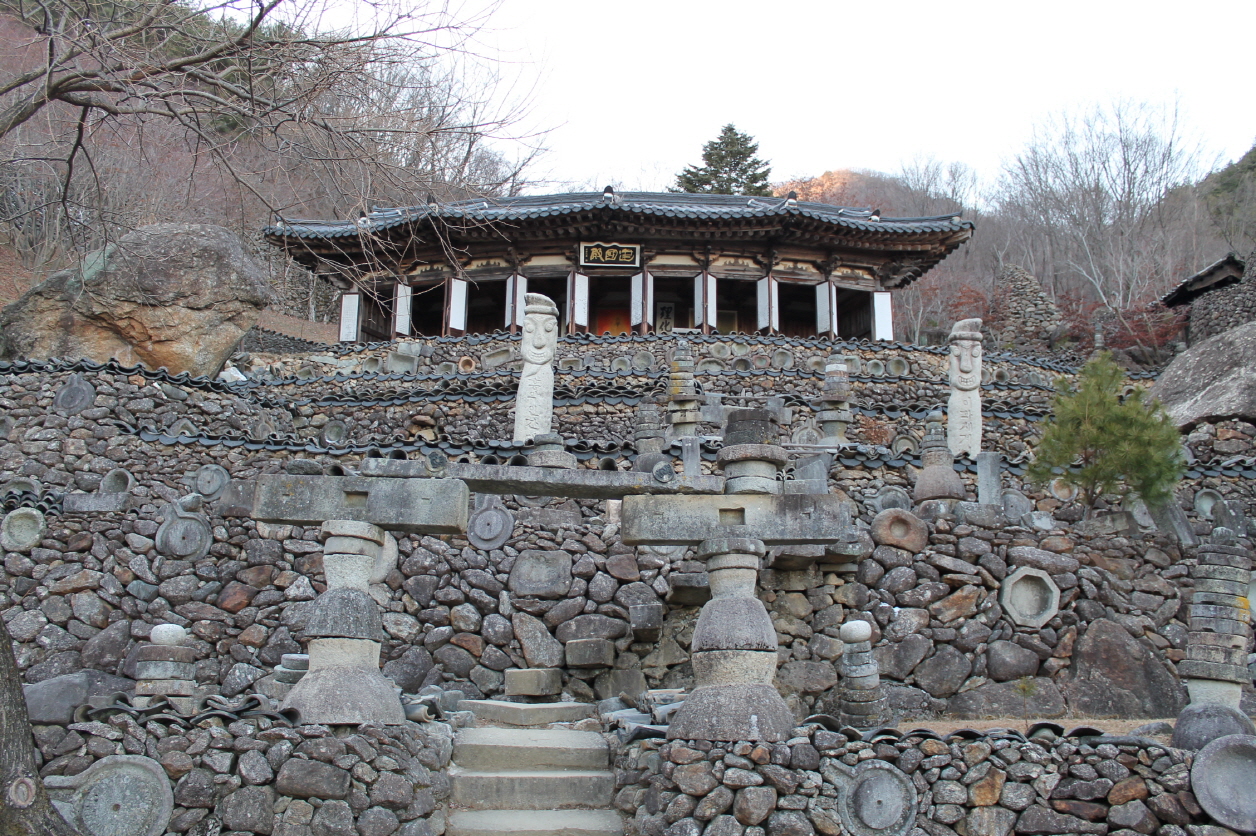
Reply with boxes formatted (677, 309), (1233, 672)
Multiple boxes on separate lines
(479, 0), (1256, 195)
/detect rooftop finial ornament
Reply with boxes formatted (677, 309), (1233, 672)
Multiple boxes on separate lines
(513, 292), (559, 444)
(946, 317), (983, 458)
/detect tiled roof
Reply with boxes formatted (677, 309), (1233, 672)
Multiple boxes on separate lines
(265, 191), (974, 240)
(1161, 253), (1246, 307)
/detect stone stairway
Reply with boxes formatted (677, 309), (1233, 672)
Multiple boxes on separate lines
(447, 725), (622, 836)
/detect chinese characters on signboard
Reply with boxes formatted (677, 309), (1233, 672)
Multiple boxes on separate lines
(580, 242), (640, 267)
(655, 303), (675, 333)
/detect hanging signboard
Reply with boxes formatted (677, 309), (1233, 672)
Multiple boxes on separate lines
(580, 242), (640, 267)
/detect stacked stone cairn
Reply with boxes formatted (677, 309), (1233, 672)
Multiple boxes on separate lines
(1178, 506), (1252, 710)
(267, 653), (309, 699)
(836, 619), (886, 727)
(527, 432), (576, 469)
(911, 411), (966, 504)
(667, 341), (701, 439)
(280, 520), (404, 724)
(632, 402), (669, 473)
(816, 353), (853, 445)
(133, 623), (199, 713)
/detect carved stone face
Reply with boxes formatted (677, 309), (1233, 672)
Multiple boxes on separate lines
(521, 311), (557, 365)
(949, 338), (981, 391)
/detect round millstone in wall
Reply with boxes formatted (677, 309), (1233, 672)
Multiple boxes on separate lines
(2, 477), (41, 496)
(43, 755), (173, 836)
(710, 342), (731, 359)
(1195, 489), (1223, 520)
(999, 566), (1061, 629)
(610, 356), (632, 372)
(1172, 704), (1256, 751)
(320, 419), (348, 447)
(697, 358), (725, 373)
(632, 350), (654, 371)
(806, 355), (826, 372)
(53, 373), (96, 416)
(370, 532), (400, 585)
(771, 349), (793, 369)
(155, 498), (213, 561)
(1191, 734), (1256, 833)
(468, 499), (515, 550)
(187, 464), (230, 502)
(1048, 478), (1078, 503)
(1, 507), (46, 553)
(872, 486), (912, 513)
(886, 356), (909, 377)
(866, 359), (885, 377)
(869, 508), (928, 553)
(831, 759), (918, 836)
(99, 469), (135, 494)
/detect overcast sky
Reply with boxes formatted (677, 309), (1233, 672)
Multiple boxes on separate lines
(481, 0), (1256, 195)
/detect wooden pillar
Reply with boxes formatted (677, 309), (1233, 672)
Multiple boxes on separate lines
(756, 275), (779, 333)
(568, 271), (589, 334)
(631, 271), (653, 335)
(393, 283), (412, 337)
(445, 277), (468, 336)
(872, 291), (894, 341)
(816, 281), (838, 337)
(338, 293), (360, 343)
(506, 273), (527, 333)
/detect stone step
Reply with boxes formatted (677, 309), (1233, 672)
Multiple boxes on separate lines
(459, 699), (595, 726)
(447, 809), (624, 836)
(454, 728), (609, 771)
(450, 768), (615, 810)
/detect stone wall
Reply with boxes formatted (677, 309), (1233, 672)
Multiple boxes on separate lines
(4, 355), (1253, 719)
(1188, 253), (1256, 345)
(32, 715), (452, 836)
(616, 727), (1213, 836)
(989, 267), (1063, 357)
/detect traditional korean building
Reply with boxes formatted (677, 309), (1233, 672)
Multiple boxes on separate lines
(264, 189), (974, 343)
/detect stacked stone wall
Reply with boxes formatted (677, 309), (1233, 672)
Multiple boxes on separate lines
(32, 715), (452, 836)
(2, 342), (1254, 735)
(1188, 255), (1256, 344)
(616, 729), (1216, 836)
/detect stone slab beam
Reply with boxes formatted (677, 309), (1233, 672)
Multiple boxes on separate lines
(621, 493), (851, 545)
(358, 458), (725, 498)
(222, 475), (469, 533)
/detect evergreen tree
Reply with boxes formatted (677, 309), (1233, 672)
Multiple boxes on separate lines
(672, 124), (772, 196)
(1026, 352), (1184, 510)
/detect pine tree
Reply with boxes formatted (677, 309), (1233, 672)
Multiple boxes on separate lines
(1026, 352), (1184, 510)
(672, 124), (773, 196)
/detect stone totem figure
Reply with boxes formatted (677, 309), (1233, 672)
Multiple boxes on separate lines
(513, 293), (560, 444)
(946, 318), (983, 458)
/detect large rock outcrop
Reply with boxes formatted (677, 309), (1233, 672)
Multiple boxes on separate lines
(1062, 618), (1186, 718)
(1151, 321), (1256, 428)
(0, 224), (269, 376)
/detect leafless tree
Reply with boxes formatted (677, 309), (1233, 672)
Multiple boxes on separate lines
(0, 0), (541, 272)
(992, 100), (1221, 310)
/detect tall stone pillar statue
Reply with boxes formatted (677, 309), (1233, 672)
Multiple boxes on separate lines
(946, 318), (983, 458)
(513, 293), (559, 444)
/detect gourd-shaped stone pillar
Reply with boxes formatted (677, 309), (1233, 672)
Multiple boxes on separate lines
(912, 411), (966, 503)
(946, 318), (983, 458)
(281, 520), (404, 724)
(817, 354), (854, 445)
(667, 341), (701, 439)
(668, 409), (794, 742)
